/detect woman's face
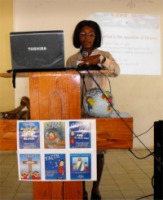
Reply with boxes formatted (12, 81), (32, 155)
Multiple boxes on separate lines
(79, 26), (96, 51)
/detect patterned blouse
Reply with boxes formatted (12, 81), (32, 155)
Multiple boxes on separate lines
(66, 49), (120, 90)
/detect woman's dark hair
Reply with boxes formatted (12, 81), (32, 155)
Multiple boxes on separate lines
(73, 20), (102, 49)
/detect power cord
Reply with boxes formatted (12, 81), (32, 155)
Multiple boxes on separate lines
(82, 69), (156, 200)
(75, 69), (162, 167)
(136, 177), (154, 200)
(134, 124), (154, 138)
(84, 69), (152, 155)
(75, 68), (160, 200)
(136, 194), (154, 200)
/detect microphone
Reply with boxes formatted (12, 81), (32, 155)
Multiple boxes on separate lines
(77, 51), (89, 70)
(81, 50), (89, 58)
(77, 50), (101, 70)
(76, 51), (88, 70)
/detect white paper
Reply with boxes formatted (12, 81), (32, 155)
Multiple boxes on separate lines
(17, 119), (97, 181)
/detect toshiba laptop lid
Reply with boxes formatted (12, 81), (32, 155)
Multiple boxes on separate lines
(10, 30), (65, 72)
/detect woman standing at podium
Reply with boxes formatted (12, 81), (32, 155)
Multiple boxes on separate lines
(66, 20), (120, 200)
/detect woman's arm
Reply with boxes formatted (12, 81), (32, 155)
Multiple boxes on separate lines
(100, 51), (120, 77)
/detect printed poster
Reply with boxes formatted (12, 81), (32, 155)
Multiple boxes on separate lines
(45, 153), (66, 180)
(43, 121), (65, 149)
(69, 120), (91, 148)
(18, 121), (40, 149)
(70, 153), (91, 180)
(18, 153), (41, 181)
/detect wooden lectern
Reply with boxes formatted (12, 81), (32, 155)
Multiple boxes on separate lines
(29, 71), (82, 200)
(0, 71), (133, 200)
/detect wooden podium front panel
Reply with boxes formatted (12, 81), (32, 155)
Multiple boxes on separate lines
(29, 71), (82, 200)
(96, 118), (133, 150)
(29, 71), (81, 120)
(0, 120), (17, 150)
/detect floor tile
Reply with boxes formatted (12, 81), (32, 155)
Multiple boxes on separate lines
(0, 149), (154, 200)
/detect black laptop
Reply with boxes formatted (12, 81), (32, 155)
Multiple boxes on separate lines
(10, 30), (65, 72)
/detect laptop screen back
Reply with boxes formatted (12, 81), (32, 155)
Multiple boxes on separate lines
(10, 30), (65, 72)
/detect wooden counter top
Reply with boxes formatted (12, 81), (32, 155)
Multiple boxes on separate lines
(0, 69), (114, 78)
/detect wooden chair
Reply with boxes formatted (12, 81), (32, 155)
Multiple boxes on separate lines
(0, 96), (30, 120)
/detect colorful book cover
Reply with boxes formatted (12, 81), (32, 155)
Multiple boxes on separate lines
(69, 121), (91, 148)
(70, 153), (91, 180)
(18, 121), (40, 149)
(19, 153), (41, 181)
(44, 121), (65, 149)
(45, 153), (66, 180)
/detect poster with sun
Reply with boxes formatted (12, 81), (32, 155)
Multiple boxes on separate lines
(18, 121), (40, 149)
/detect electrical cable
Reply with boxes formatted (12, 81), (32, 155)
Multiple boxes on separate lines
(84, 69), (163, 168)
(98, 70), (112, 94)
(84, 69), (152, 154)
(136, 194), (154, 200)
(135, 175), (154, 200)
(81, 74), (87, 109)
(128, 149), (154, 159)
(75, 68), (163, 167)
(75, 68), (162, 200)
(74, 69), (159, 163)
(134, 125), (154, 138)
(80, 69), (154, 140)
(74, 67), (159, 200)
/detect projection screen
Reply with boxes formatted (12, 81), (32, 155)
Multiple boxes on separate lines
(88, 12), (161, 75)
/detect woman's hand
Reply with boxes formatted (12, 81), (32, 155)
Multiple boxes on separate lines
(79, 55), (103, 67)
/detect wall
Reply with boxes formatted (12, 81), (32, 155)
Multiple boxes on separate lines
(13, 0), (163, 149)
(0, 0), (14, 111)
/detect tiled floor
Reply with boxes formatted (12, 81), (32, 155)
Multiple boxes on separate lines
(0, 149), (154, 200)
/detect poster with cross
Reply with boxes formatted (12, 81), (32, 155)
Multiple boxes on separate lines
(19, 154), (41, 180)
(23, 157), (38, 174)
